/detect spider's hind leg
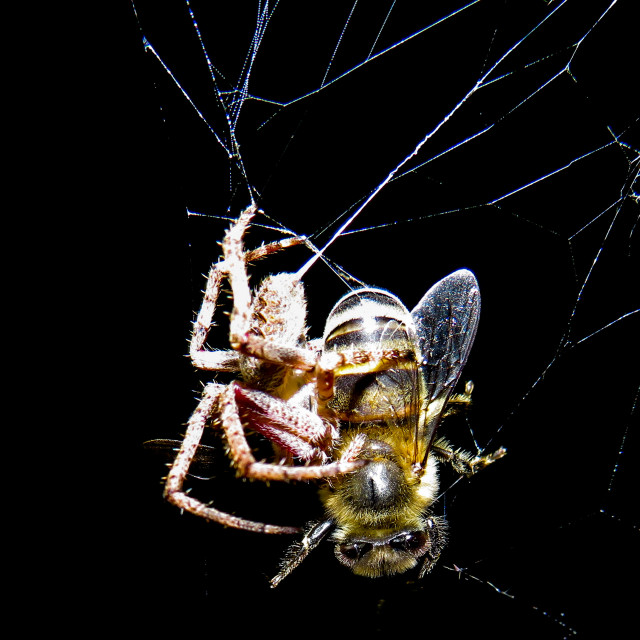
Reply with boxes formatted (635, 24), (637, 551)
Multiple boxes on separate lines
(164, 382), (300, 534)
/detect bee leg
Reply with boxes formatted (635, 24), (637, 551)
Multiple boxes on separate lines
(443, 380), (474, 415)
(468, 447), (507, 472)
(417, 515), (448, 579)
(270, 519), (335, 588)
(163, 382), (300, 534)
(431, 440), (506, 477)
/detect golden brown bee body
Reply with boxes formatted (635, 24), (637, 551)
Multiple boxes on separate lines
(320, 288), (444, 578)
(271, 271), (505, 586)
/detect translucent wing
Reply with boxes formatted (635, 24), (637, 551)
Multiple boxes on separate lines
(143, 439), (218, 480)
(410, 269), (480, 459)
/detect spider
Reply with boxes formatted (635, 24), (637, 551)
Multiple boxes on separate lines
(163, 204), (365, 535)
(161, 204), (505, 584)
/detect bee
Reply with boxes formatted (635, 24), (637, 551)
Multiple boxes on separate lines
(148, 207), (504, 586)
(271, 270), (505, 586)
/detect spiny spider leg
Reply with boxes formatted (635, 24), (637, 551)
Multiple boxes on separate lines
(190, 207), (307, 372)
(224, 207), (318, 372)
(165, 207), (365, 534)
(164, 383), (300, 534)
(163, 382), (364, 534)
(220, 383), (365, 481)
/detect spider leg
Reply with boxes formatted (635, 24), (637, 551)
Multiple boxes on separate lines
(189, 255), (240, 371)
(190, 205), (308, 372)
(164, 382), (300, 534)
(220, 383), (365, 481)
(224, 206), (318, 372)
(315, 347), (416, 407)
(244, 236), (306, 263)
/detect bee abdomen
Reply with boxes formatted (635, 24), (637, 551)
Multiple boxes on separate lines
(323, 289), (419, 422)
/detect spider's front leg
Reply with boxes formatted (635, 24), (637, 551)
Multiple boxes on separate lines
(190, 204), (307, 372)
(223, 207), (319, 373)
(220, 383), (366, 482)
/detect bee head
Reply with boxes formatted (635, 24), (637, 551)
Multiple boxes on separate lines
(333, 519), (445, 578)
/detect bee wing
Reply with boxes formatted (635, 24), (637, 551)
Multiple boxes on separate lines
(143, 439), (218, 480)
(410, 269), (480, 457)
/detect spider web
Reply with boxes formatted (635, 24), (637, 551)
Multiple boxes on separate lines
(125, 2), (638, 637)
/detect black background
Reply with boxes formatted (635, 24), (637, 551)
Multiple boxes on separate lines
(104, 2), (637, 637)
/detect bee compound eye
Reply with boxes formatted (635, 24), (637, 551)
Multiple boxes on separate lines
(339, 541), (373, 561)
(389, 531), (428, 553)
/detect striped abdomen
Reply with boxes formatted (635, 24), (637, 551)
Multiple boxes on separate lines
(322, 288), (421, 423)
